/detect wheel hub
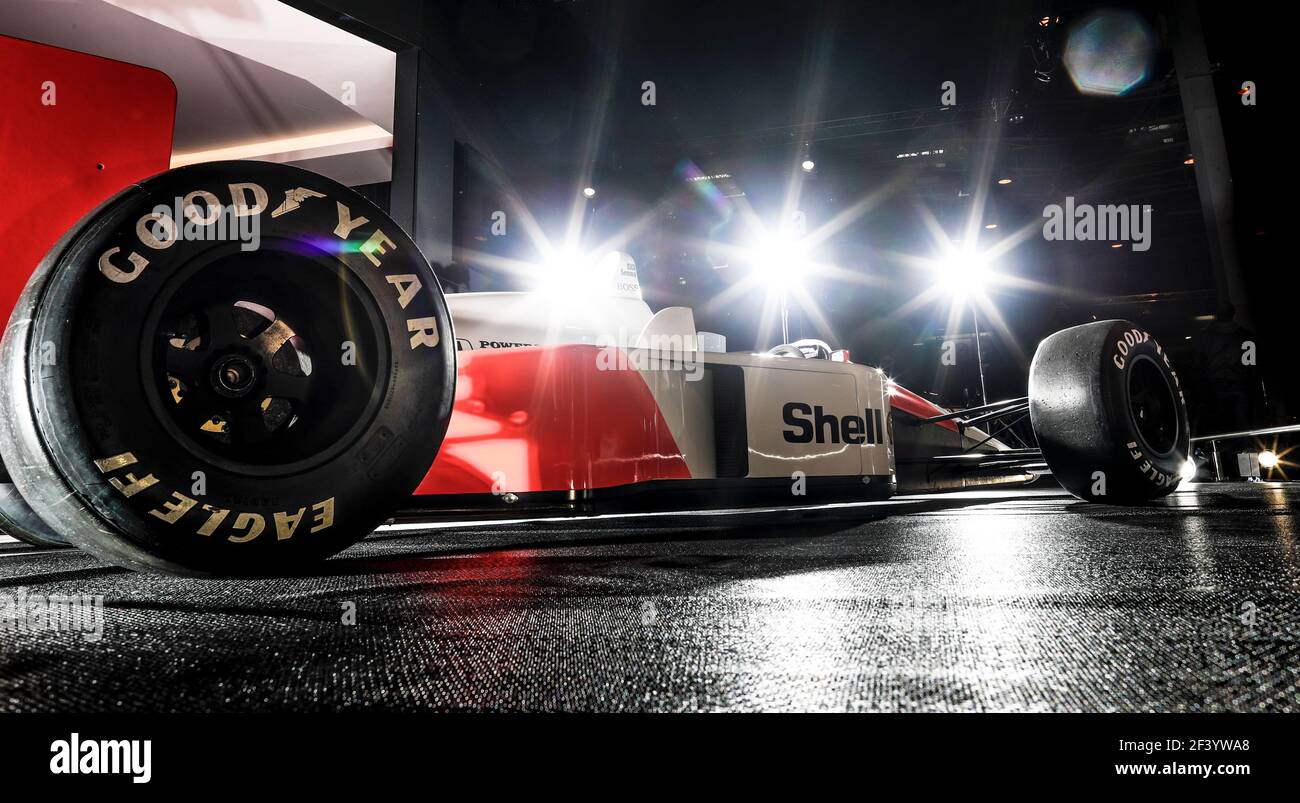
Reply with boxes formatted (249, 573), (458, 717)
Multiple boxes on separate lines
(146, 246), (389, 471)
(212, 354), (259, 398)
(1127, 354), (1178, 456)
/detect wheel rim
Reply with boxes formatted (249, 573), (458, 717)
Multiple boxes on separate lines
(142, 238), (390, 475)
(1126, 353), (1178, 457)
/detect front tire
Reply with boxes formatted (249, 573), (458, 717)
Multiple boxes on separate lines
(0, 161), (455, 574)
(1029, 319), (1189, 503)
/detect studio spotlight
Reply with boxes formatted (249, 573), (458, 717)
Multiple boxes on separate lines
(930, 246), (997, 404)
(747, 231), (811, 344)
(582, 187), (597, 198)
(534, 248), (621, 309)
(750, 233), (809, 295)
(801, 159), (816, 173)
(932, 248), (992, 302)
(997, 177), (1013, 185)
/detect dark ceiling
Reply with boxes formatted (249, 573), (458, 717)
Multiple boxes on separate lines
(327, 0), (1281, 416)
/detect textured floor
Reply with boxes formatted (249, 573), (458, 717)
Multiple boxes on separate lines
(1, 483), (1297, 712)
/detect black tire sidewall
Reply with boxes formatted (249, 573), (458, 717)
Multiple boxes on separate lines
(1030, 320), (1188, 502)
(24, 161), (454, 573)
(0, 482), (70, 547)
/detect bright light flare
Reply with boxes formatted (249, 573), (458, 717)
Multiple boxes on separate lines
(749, 232), (810, 295)
(1254, 442), (1296, 480)
(534, 248), (589, 299)
(532, 248), (618, 310)
(1063, 10), (1154, 97)
(801, 159), (816, 173)
(1180, 458), (1198, 481)
(933, 248), (994, 302)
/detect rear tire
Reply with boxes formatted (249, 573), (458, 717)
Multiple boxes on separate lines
(1028, 319), (1188, 503)
(0, 482), (69, 548)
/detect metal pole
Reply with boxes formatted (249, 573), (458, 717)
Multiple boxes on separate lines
(780, 290), (790, 344)
(1191, 423), (1300, 442)
(971, 304), (987, 406)
(1168, 0), (1252, 328)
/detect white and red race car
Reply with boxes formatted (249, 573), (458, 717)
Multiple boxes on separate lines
(0, 38), (1191, 574)
(0, 160), (1191, 575)
(417, 248), (1189, 512)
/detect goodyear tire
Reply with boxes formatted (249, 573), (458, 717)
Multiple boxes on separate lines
(1028, 319), (1188, 503)
(0, 482), (69, 547)
(0, 161), (454, 574)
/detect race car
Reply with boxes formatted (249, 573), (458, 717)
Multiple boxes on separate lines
(415, 248), (1187, 511)
(0, 35), (1192, 574)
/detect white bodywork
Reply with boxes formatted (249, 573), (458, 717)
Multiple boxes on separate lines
(447, 251), (706, 353)
(444, 254), (895, 483)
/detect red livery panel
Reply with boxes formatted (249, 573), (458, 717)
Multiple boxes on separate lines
(416, 345), (691, 496)
(888, 381), (959, 432)
(0, 34), (175, 322)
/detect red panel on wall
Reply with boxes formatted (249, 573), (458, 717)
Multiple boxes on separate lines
(416, 345), (691, 496)
(0, 35), (176, 323)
